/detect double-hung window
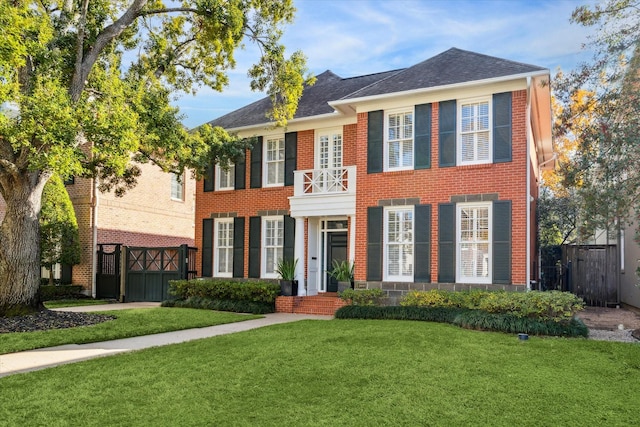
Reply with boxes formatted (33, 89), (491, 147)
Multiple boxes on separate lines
(385, 109), (414, 170)
(384, 206), (414, 281)
(457, 202), (491, 284)
(458, 98), (491, 165)
(265, 137), (284, 186)
(262, 217), (283, 277)
(215, 163), (235, 191)
(171, 173), (184, 201)
(214, 219), (233, 277)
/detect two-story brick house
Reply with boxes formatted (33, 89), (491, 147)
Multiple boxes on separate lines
(195, 48), (553, 301)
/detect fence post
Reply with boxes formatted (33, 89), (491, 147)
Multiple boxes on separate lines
(180, 244), (189, 279)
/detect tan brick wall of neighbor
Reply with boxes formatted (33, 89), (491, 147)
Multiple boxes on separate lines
(195, 89), (535, 288)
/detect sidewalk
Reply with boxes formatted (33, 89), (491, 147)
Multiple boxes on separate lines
(0, 304), (332, 378)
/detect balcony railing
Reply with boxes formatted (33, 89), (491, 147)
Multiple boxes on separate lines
(293, 166), (356, 196)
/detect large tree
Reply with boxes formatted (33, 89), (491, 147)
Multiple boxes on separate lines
(0, 0), (311, 316)
(553, 0), (640, 245)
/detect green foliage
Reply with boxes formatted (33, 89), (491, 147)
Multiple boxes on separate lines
(168, 279), (280, 304)
(400, 290), (584, 322)
(40, 174), (81, 274)
(275, 258), (298, 280)
(161, 296), (274, 314)
(335, 305), (588, 338)
(38, 285), (85, 301)
(452, 310), (589, 337)
(338, 288), (385, 306)
(327, 259), (354, 282)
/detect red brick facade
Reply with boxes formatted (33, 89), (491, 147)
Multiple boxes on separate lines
(196, 86), (548, 297)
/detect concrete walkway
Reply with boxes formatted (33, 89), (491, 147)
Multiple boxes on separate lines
(0, 303), (332, 378)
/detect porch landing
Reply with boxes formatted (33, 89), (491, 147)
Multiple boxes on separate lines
(275, 293), (348, 316)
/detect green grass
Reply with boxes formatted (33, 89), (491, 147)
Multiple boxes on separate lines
(0, 308), (261, 354)
(0, 319), (638, 426)
(43, 299), (113, 308)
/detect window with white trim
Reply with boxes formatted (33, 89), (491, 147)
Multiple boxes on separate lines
(458, 98), (491, 165)
(214, 219), (233, 277)
(171, 173), (184, 201)
(384, 206), (414, 281)
(265, 137), (284, 186)
(215, 163), (235, 191)
(385, 109), (414, 170)
(317, 128), (343, 169)
(262, 216), (283, 277)
(457, 202), (492, 284)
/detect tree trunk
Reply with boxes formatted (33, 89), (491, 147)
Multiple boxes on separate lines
(0, 172), (48, 316)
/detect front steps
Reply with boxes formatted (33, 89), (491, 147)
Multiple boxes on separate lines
(275, 293), (348, 316)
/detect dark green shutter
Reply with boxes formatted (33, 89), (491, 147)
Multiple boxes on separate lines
(367, 206), (383, 281)
(284, 132), (297, 186)
(414, 204), (431, 282)
(438, 203), (455, 282)
(248, 216), (261, 278)
(283, 215), (295, 261)
(250, 137), (263, 188)
(415, 103), (432, 169)
(493, 200), (512, 284)
(439, 100), (456, 167)
(234, 152), (246, 190)
(202, 219), (213, 277)
(493, 92), (512, 163)
(233, 217), (245, 278)
(367, 110), (383, 174)
(203, 165), (214, 192)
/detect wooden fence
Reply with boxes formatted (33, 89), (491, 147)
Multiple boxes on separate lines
(562, 245), (618, 307)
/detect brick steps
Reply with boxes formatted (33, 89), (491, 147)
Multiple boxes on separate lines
(275, 293), (348, 316)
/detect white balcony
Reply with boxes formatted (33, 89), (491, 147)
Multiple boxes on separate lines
(289, 166), (357, 217)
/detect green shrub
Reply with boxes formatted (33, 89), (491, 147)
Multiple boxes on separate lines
(401, 289), (584, 322)
(168, 279), (280, 304)
(338, 288), (385, 306)
(39, 285), (86, 301)
(336, 305), (469, 323)
(452, 310), (588, 337)
(162, 296), (275, 314)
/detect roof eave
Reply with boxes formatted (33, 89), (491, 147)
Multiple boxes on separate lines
(328, 70), (550, 110)
(221, 111), (344, 134)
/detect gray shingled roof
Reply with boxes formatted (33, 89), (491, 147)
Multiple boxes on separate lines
(206, 48), (547, 130)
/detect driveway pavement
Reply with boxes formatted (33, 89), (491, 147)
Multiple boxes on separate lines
(0, 304), (331, 378)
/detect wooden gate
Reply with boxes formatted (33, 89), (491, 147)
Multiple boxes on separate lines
(96, 244), (121, 299)
(562, 245), (618, 306)
(125, 244), (197, 302)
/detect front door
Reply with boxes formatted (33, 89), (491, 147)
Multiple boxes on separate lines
(326, 232), (347, 292)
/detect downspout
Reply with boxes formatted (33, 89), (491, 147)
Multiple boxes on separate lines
(526, 77), (532, 291)
(90, 177), (99, 298)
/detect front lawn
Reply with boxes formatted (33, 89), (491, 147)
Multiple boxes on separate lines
(0, 320), (638, 426)
(0, 308), (261, 354)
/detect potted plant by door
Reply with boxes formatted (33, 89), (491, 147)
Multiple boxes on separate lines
(327, 260), (354, 292)
(276, 258), (298, 296)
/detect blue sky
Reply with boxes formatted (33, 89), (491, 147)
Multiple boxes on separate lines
(175, 0), (598, 129)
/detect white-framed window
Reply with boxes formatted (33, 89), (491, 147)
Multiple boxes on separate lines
(264, 136), (284, 186)
(384, 206), (414, 281)
(316, 128), (343, 169)
(215, 163), (235, 191)
(385, 108), (414, 171)
(262, 216), (283, 278)
(171, 172), (184, 201)
(457, 202), (492, 284)
(214, 218), (233, 277)
(458, 97), (491, 165)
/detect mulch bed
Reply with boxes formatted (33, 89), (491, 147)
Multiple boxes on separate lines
(0, 310), (116, 333)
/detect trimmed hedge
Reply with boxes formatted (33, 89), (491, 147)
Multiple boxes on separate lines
(335, 305), (588, 338)
(165, 279), (280, 314)
(39, 285), (87, 301)
(161, 296), (274, 314)
(401, 289), (584, 322)
(338, 288), (386, 306)
(168, 279), (280, 304)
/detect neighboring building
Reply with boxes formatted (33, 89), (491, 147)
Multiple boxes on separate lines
(0, 162), (196, 294)
(65, 162), (196, 294)
(195, 48), (553, 301)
